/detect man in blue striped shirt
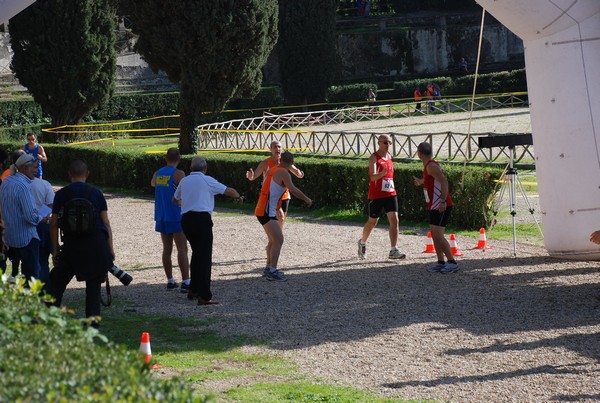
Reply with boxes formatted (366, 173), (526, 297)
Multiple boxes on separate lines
(0, 153), (49, 281)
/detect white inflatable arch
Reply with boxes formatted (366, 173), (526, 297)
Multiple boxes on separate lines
(476, 0), (600, 260)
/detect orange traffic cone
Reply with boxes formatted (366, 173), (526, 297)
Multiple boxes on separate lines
(449, 234), (464, 256)
(423, 232), (436, 253)
(139, 332), (152, 364)
(473, 228), (492, 250)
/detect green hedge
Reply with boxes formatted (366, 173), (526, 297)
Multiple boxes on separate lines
(0, 277), (208, 402)
(326, 83), (378, 104)
(393, 69), (527, 99)
(0, 142), (501, 229)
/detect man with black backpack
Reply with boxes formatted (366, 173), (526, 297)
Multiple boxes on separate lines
(49, 159), (115, 326)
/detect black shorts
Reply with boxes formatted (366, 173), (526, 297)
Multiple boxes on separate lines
(429, 205), (452, 227)
(257, 216), (277, 226)
(280, 199), (290, 213)
(367, 196), (398, 218)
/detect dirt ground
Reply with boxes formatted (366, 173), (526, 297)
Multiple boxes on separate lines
(63, 109), (600, 401)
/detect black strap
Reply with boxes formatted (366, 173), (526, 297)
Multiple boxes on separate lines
(100, 274), (112, 307)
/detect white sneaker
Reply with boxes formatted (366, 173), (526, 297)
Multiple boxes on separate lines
(357, 239), (366, 259)
(389, 248), (406, 259)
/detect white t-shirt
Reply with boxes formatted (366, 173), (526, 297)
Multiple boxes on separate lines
(31, 177), (54, 209)
(173, 171), (226, 214)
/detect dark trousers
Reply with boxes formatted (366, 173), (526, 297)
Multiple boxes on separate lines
(49, 260), (102, 318)
(181, 211), (213, 301)
(12, 238), (40, 282)
(37, 222), (51, 284)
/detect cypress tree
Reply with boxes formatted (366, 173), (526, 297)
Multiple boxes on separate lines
(129, 0), (278, 154)
(9, 0), (117, 128)
(278, 0), (338, 105)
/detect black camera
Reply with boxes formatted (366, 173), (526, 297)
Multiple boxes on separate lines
(108, 264), (132, 286)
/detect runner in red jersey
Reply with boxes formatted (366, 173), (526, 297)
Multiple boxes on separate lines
(358, 134), (406, 260)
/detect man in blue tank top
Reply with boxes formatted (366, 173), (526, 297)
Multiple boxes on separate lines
(21, 133), (47, 179)
(151, 148), (190, 292)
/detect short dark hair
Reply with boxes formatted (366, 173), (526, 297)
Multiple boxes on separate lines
(417, 142), (432, 156)
(281, 151), (294, 165)
(166, 147), (180, 163)
(69, 158), (88, 177)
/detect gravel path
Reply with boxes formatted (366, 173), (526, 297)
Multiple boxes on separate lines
(63, 109), (600, 401)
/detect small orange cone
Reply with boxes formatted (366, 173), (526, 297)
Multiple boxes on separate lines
(139, 332), (152, 364)
(449, 234), (464, 256)
(473, 228), (492, 250)
(423, 232), (436, 253)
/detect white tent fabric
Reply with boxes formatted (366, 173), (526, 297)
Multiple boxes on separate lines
(476, 0), (600, 259)
(0, 0), (36, 23)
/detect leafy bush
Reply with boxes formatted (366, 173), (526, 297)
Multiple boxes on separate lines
(393, 77), (453, 99)
(393, 69), (526, 99)
(326, 83), (378, 104)
(0, 274), (209, 402)
(0, 141), (501, 229)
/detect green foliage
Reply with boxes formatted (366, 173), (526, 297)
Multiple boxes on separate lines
(392, 69), (526, 99)
(9, 0), (117, 127)
(326, 83), (378, 104)
(91, 92), (180, 122)
(337, 0), (478, 16)
(0, 99), (47, 127)
(224, 86), (284, 114)
(0, 274), (208, 402)
(278, 0), (338, 105)
(129, 0), (279, 154)
(393, 77), (453, 99)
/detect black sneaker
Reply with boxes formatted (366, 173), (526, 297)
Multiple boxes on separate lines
(166, 282), (179, 290)
(180, 283), (190, 293)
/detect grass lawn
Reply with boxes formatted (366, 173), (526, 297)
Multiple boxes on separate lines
(55, 295), (407, 402)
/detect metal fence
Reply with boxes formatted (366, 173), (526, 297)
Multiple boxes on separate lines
(197, 94), (534, 163)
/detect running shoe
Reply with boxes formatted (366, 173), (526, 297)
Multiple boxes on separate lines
(166, 281), (179, 290)
(180, 282), (190, 293)
(388, 248), (406, 259)
(358, 239), (366, 259)
(427, 262), (446, 273)
(441, 262), (459, 273)
(265, 269), (288, 282)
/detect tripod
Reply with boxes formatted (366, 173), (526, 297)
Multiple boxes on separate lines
(491, 146), (543, 256)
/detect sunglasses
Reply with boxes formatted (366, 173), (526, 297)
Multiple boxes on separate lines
(380, 141), (391, 145)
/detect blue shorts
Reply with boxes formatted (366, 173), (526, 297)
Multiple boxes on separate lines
(155, 221), (183, 234)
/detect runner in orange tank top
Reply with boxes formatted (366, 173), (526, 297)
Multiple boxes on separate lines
(254, 152), (312, 282)
(246, 140), (304, 228)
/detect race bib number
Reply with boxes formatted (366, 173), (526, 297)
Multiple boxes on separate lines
(381, 178), (395, 192)
(423, 188), (430, 203)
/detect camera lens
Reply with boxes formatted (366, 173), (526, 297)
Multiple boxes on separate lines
(109, 265), (133, 286)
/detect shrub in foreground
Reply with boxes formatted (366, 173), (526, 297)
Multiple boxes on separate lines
(0, 274), (210, 402)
